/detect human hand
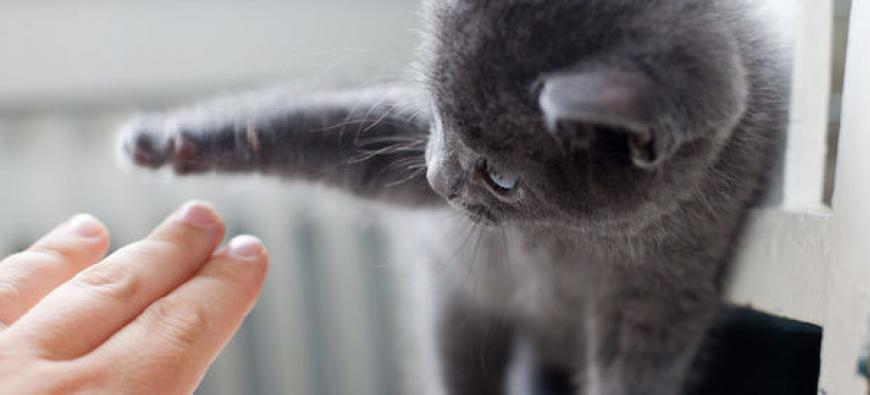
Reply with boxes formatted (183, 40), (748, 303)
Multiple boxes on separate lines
(0, 201), (268, 394)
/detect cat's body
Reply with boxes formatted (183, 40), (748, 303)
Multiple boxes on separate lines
(120, 1), (789, 394)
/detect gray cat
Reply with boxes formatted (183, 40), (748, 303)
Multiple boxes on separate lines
(119, 0), (788, 394)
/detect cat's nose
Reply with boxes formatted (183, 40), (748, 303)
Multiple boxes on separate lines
(441, 177), (468, 202)
(446, 177), (467, 200)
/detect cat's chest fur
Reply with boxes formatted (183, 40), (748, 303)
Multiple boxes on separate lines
(427, 215), (602, 327)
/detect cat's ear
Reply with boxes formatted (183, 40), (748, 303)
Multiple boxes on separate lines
(537, 70), (677, 169)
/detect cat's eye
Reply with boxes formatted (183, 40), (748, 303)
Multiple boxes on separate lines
(485, 165), (520, 192)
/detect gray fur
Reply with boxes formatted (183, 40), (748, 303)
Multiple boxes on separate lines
(119, 1), (788, 394)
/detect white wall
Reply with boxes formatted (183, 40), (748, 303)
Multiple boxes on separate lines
(0, 0), (419, 110)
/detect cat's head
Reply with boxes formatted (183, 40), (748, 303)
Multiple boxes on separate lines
(423, 0), (750, 231)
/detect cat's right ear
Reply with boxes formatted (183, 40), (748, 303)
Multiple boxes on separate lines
(537, 70), (678, 169)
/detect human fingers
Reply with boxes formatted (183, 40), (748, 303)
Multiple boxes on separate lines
(82, 236), (268, 394)
(0, 215), (109, 328)
(5, 201), (224, 359)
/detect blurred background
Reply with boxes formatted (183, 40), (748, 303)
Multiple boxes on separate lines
(0, 1), (854, 394)
(0, 1), (440, 394)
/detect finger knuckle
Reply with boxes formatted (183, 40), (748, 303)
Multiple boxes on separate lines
(203, 262), (252, 293)
(141, 236), (197, 263)
(127, 238), (199, 272)
(150, 297), (211, 349)
(0, 281), (23, 316)
(73, 263), (140, 304)
(136, 238), (183, 256)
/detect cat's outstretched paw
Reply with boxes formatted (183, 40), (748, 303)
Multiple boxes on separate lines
(118, 117), (209, 174)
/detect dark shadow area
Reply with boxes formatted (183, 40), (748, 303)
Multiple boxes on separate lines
(687, 306), (822, 395)
(533, 306), (822, 395)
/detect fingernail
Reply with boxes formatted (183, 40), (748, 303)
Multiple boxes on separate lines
(227, 235), (265, 259)
(175, 201), (220, 230)
(66, 214), (103, 238)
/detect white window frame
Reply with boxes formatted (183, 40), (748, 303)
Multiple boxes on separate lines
(727, 0), (870, 392)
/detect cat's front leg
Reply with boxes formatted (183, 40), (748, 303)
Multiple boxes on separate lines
(119, 86), (442, 205)
(437, 298), (515, 395)
(582, 265), (718, 395)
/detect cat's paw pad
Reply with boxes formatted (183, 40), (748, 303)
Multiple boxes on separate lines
(118, 117), (208, 174)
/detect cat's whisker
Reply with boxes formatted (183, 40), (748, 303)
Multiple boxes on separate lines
(438, 217), (479, 278)
(499, 227), (510, 263)
(356, 98), (401, 137)
(371, 155), (426, 186)
(355, 134), (427, 146)
(468, 223), (488, 306)
(388, 159), (427, 175)
(347, 142), (425, 165)
(385, 168), (426, 188)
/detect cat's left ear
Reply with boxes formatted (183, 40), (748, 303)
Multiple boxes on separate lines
(537, 70), (678, 169)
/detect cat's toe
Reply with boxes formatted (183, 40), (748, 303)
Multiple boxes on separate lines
(170, 132), (209, 174)
(119, 117), (175, 169)
(132, 132), (175, 168)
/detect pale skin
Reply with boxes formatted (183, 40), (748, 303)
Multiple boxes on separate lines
(0, 201), (268, 394)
